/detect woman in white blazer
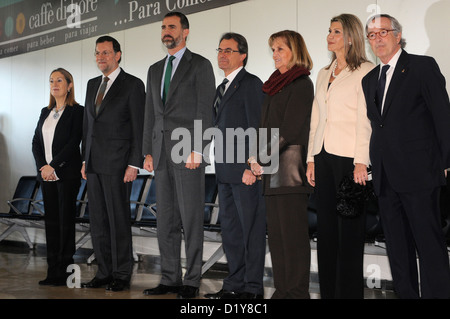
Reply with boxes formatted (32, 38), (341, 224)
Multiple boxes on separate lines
(306, 14), (374, 299)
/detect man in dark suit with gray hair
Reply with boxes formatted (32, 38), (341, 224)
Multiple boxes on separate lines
(142, 12), (215, 299)
(362, 14), (450, 299)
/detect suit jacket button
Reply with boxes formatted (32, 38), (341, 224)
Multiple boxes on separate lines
(379, 124), (383, 128)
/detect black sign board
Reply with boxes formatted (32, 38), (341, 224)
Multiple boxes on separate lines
(0, 0), (247, 59)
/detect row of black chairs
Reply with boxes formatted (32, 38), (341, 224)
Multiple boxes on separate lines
(0, 173), (391, 274)
(0, 174), (224, 274)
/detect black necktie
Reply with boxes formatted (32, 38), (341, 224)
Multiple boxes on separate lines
(162, 55), (175, 105)
(214, 78), (229, 116)
(95, 76), (109, 115)
(376, 64), (390, 114)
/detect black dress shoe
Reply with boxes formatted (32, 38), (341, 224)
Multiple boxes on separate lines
(81, 277), (112, 288)
(143, 284), (181, 295)
(38, 278), (56, 286)
(106, 279), (130, 292)
(204, 289), (241, 299)
(38, 277), (67, 286)
(177, 285), (199, 299)
(52, 277), (68, 286)
(240, 292), (264, 299)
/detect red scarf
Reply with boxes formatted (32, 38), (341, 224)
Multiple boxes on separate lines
(262, 65), (310, 96)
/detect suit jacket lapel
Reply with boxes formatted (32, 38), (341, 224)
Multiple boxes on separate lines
(382, 50), (409, 118)
(97, 68), (125, 116)
(89, 77), (102, 117)
(215, 68), (246, 121)
(151, 58), (165, 112)
(165, 49), (192, 108)
(328, 66), (352, 92)
(55, 105), (71, 135)
(367, 65), (382, 120)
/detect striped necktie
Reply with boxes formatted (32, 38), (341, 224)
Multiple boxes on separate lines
(95, 76), (109, 114)
(213, 78), (229, 116)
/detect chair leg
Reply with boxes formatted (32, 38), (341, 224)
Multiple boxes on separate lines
(133, 248), (139, 262)
(87, 253), (95, 264)
(75, 231), (91, 250)
(0, 224), (34, 249)
(201, 244), (225, 275)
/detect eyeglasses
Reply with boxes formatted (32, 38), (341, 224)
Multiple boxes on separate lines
(216, 48), (240, 55)
(95, 50), (114, 57)
(366, 29), (395, 40)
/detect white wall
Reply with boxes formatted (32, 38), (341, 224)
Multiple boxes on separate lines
(1, 0), (449, 212)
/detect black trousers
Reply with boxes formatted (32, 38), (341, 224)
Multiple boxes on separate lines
(218, 181), (266, 295)
(314, 149), (366, 299)
(266, 193), (310, 299)
(378, 167), (450, 299)
(87, 173), (133, 282)
(41, 178), (80, 279)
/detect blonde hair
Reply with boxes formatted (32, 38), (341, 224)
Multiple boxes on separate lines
(327, 14), (368, 71)
(269, 30), (313, 71)
(47, 68), (78, 109)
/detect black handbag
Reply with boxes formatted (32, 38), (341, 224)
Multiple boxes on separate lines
(336, 171), (375, 218)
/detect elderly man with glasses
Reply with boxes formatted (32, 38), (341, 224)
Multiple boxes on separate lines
(362, 14), (450, 299)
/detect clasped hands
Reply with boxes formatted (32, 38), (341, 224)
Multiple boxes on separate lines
(40, 165), (56, 181)
(242, 157), (263, 186)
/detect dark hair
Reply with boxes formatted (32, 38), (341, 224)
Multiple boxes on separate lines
(47, 68), (78, 109)
(219, 32), (249, 67)
(164, 12), (189, 30)
(96, 35), (122, 63)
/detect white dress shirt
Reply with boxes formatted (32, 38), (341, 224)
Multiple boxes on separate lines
(99, 66), (121, 98)
(96, 67), (139, 170)
(222, 66), (243, 94)
(380, 48), (402, 113)
(42, 108), (65, 180)
(160, 47), (187, 98)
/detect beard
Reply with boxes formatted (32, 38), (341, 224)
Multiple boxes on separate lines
(162, 35), (182, 49)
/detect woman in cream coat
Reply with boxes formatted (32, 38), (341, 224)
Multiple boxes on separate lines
(306, 14), (374, 299)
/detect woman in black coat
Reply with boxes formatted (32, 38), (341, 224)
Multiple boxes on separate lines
(249, 30), (314, 298)
(32, 68), (84, 286)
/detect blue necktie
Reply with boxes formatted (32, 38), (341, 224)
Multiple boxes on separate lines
(162, 55), (175, 105)
(376, 64), (390, 114)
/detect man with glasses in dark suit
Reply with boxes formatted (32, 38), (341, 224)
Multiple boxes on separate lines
(204, 33), (266, 300)
(362, 14), (450, 299)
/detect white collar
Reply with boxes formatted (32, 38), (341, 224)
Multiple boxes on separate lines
(224, 66), (243, 89)
(381, 48), (402, 72)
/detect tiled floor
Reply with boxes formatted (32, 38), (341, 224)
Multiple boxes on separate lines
(0, 240), (397, 300)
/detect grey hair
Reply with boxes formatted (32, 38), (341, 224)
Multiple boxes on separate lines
(366, 14), (406, 49)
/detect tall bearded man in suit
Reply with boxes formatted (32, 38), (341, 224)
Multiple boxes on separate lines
(362, 14), (450, 299)
(81, 36), (145, 291)
(142, 12), (215, 299)
(203, 33), (266, 300)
